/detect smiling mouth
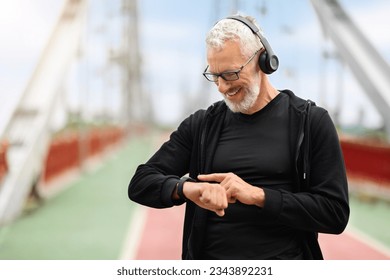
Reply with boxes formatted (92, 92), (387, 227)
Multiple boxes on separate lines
(226, 88), (240, 97)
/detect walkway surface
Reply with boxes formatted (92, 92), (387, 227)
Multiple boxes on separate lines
(133, 201), (390, 260)
(0, 131), (389, 260)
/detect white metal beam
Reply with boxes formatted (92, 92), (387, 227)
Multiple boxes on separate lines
(311, 0), (390, 137)
(0, 0), (89, 225)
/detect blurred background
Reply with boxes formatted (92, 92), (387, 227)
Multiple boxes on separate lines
(0, 0), (389, 260)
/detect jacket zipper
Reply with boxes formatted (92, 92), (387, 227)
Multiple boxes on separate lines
(294, 100), (311, 188)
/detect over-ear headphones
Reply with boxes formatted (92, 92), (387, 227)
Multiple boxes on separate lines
(225, 15), (279, 74)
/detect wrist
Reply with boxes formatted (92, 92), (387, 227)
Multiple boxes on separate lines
(176, 176), (196, 201)
(252, 188), (265, 208)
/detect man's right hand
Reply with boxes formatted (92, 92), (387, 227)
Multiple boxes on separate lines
(183, 181), (228, 216)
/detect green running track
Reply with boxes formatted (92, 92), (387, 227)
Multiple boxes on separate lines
(0, 133), (155, 260)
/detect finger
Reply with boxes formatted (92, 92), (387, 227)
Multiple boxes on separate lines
(226, 188), (237, 203)
(215, 209), (225, 217)
(208, 186), (227, 209)
(225, 184), (236, 198)
(217, 191), (228, 209)
(199, 196), (225, 216)
(199, 188), (227, 214)
(197, 173), (228, 183)
(199, 189), (211, 205)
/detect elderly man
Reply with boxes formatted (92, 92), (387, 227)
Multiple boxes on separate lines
(128, 14), (349, 260)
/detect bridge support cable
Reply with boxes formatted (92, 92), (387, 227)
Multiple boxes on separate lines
(311, 0), (390, 139)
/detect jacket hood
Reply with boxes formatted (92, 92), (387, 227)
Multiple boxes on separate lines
(282, 89), (316, 112)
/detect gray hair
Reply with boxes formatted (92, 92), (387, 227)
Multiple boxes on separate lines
(205, 15), (264, 57)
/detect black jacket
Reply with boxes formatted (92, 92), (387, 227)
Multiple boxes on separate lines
(128, 89), (350, 259)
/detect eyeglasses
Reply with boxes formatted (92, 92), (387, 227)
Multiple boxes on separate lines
(203, 49), (261, 82)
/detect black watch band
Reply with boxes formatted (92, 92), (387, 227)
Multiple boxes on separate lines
(177, 177), (195, 201)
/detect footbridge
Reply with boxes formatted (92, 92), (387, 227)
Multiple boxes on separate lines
(0, 0), (89, 225)
(311, 0), (390, 138)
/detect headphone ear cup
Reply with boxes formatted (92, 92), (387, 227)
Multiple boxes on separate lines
(258, 50), (279, 75)
(258, 51), (272, 74)
(225, 15), (279, 75)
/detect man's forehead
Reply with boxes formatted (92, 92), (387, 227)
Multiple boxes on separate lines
(207, 43), (245, 61)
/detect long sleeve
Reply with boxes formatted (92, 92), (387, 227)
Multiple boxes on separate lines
(261, 109), (349, 234)
(128, 111), (201, 208)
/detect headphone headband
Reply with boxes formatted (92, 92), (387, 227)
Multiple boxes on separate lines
(225, 15), (279, 74)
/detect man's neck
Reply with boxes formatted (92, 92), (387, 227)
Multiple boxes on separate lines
(246, 80), (279, 115)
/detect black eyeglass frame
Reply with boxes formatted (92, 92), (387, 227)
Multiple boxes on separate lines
(202, 49), (262, 82)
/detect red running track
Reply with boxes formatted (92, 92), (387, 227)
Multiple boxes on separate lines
(134, 206), (390, 260)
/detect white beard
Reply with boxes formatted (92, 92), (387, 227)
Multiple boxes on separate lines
(223, 82), (260, 113)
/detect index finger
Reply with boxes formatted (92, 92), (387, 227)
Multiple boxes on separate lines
(197, 173), (228, 183)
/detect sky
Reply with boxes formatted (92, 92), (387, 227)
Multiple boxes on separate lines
(136, 0), (390, 129)
(0, 0), (389, 136)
